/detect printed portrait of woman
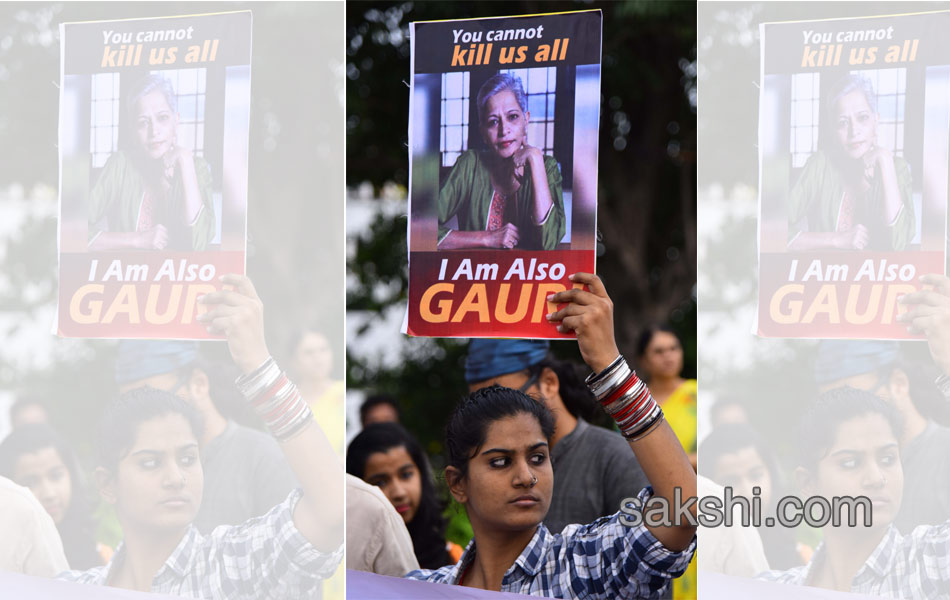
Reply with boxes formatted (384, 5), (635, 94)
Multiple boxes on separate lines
(788, 73), (915, 251)
(438, 73), (565, 251)
(87, 73), (216, 252)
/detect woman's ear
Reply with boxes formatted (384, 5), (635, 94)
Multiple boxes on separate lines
(887, 368), (911, 410)
(95, 466), (117, 506)
(188, 368), (211, 407)
(538, 367), (560, 403)
(444, 466), (468, 504)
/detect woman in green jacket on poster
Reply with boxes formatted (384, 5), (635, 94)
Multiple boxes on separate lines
(438, 73), (565, 251)
(788, 73), (914, 252)
(88, 73), (215, 252)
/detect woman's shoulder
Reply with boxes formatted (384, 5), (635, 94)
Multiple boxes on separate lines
(98, 150), (136, 175)
(755, 564), (808, 585)
(801, 150), (833, 171)
(404, 563), (457, 583)
(541, 153), (559, 169)
(56, 564), (109, 585)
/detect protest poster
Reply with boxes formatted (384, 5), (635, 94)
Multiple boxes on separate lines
(405, 10), (602, 338)
(757, 11), (950, 339)
(57, 11), (251, 339)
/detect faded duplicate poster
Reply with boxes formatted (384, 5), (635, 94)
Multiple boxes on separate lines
(406, 10), (602, 338)
(58, 11), (251, 338)
(757, 11), (950, 339)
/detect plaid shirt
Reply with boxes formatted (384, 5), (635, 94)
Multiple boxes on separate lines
(57, 489), (342, 599)
(758, 522), (950, 598)
(406, 488), (695, 599)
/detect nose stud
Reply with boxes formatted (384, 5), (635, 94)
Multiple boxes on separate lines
(529, 475), (538, 486)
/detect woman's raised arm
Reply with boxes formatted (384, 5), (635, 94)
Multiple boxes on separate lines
(547, 272), (697, 550)
(197, 274), (344, 553)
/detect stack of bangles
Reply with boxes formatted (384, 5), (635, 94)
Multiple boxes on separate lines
(585, 355), (664, 441)
(235, 357), (314, 442)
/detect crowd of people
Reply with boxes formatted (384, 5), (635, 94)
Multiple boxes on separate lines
(698, 274), (950, 597)
(346, 273), (699, 598)
(0, 275), (344, 599)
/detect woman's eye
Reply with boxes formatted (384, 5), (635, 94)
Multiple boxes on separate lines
(180, 455), (198, 467)
(880, 454), (897, 466)
(507, 113), (519, 122)
(399, 470), (414, 481)
(530, 453), (547, 466)
(839, 458), (857, 469)
(489, 457), (509, 468)
(140, 459), (158, 469)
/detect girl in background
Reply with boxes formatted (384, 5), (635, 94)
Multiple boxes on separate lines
(0, 424), (108, 569)
(347, 422), (462, 569)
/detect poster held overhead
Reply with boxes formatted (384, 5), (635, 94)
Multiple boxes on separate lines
(757, 11), (949, 339)
(406, 10), (602, 339)
(57, 11), (251, 339)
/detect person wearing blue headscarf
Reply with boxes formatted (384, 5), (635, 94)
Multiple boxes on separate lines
(464, 339), (651, 533)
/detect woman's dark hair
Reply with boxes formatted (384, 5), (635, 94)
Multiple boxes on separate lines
(699, 424), (786, 503)
(0, 424), (102, 569)
(525, 357), (599, 422)
(121, 74), (178, 158)
(894, 358), (950, 426)
(635, 324), (678, 358)
(798, 386), (903, 469)
(359, 394), (401, 425)
(97, 387), (204, 471)
(819, 73), (877, 155)
(476, 73), (528, 123)
(444, 385), (555, 479)
(347, 423), (450, 569)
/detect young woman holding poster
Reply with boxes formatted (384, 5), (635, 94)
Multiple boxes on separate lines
(759, 387), (950, 597)
(87, 73), (216, 252)
(57, 275), (343, 598)
(405, 273), (697, 598)
(438, 73), (566, 251)
(787, 73), (915, 252)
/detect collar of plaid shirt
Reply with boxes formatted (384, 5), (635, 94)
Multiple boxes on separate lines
(449, 522), (552, 585)
(776, 525), (903, 588)
(78, 525), (201, 587)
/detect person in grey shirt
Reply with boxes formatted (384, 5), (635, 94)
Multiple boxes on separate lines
(464, 339), (650, 532)
(114, 341), (297, 533)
